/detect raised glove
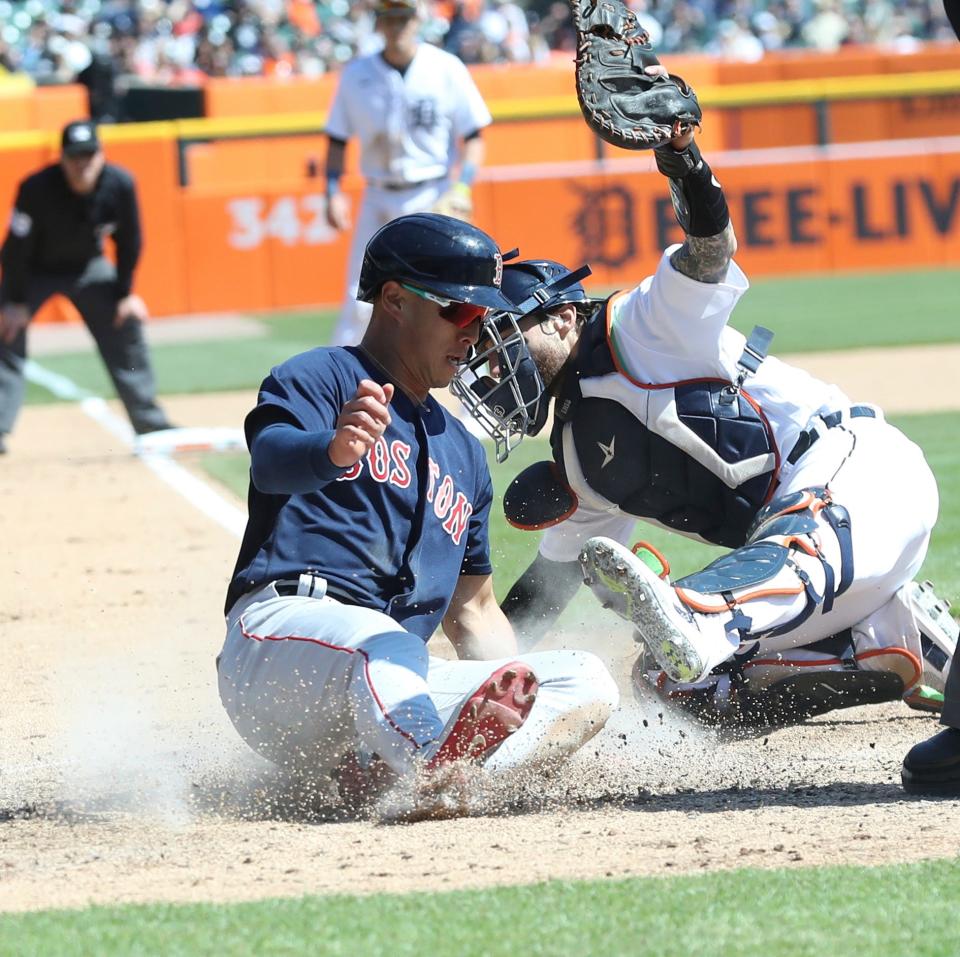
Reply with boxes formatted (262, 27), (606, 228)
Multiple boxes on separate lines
(571, 0), (701, 149)
(431, 183), (473, 223)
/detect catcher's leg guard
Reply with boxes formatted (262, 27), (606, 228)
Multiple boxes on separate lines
(635, 630), (909, 727)
(674, 487), (852, 642)
(428, 662), (539, 769)
(853, 579), (958, 712)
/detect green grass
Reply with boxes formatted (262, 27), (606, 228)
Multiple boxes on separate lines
(24, 309), (338, 405)
(2, 858), (959, 957)
(728, 266), (960, 353)
(23, 267), (960, 405)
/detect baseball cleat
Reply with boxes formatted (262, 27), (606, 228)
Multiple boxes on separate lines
(579, 536), (726, 683)
(902, 727), (960, 797)
(901, 579), (957, 711)
(428, 662), (539, 769)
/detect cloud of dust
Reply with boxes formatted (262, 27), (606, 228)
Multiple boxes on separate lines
(46, 655), (257, 826)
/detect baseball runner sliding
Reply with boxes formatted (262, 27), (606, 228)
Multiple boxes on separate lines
(218, 213), (618, 818)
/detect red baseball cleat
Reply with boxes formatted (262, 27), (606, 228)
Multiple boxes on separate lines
(428, 662), (539, 769)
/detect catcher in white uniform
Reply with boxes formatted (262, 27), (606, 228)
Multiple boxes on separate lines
(324, 0), (491, 347)
(452, 120), (957, 727)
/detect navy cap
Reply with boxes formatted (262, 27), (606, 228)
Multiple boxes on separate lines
(61, 120), (101, 156)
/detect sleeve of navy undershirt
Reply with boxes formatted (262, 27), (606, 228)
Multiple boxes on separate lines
(249, 421), (346, 494)
(245, 350), (352, 494)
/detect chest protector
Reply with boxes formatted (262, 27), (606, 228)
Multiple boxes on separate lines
(550, 309), (778, 548)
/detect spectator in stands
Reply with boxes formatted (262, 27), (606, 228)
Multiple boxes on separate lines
(1, 0), (957, 86)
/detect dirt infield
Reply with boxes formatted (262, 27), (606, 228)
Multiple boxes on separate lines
(2, 349), (959, 915)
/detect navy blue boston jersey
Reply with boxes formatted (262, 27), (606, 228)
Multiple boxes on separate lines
(226, 346), (493, 639)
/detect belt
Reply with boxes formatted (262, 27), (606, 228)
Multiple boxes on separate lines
(275, 577), (325, 598)
(274, 576), (358, 605)
(370, 176), (445, 192)
(786, 405), (876, 466)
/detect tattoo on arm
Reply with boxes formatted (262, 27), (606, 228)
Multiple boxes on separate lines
(670, 221), (737, 284)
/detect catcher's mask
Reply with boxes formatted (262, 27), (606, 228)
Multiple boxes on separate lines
(358, 213), (517, 313)
(451, 259), (591, 462)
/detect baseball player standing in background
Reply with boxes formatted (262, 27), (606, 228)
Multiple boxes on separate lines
(323, 0), (491, 347)
(0, 120), (174, 454)
(217, 212), (618, 817)
(451, 54), (956, 727)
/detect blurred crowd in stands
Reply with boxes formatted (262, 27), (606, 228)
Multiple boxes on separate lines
(0, 0), (956, 98)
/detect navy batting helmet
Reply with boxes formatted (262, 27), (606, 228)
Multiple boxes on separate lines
(357, 213), (516, 312)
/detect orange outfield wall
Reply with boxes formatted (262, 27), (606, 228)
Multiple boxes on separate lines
(0, 83), (87, 133)
(196, 45), (960, 119)
(170, 137), (960, 313)
(3, 135), (960, 319)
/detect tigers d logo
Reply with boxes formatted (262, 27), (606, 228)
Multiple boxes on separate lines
(572, 183), (636, 269)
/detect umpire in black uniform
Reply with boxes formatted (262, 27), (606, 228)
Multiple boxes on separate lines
(0, 119), (173, 454)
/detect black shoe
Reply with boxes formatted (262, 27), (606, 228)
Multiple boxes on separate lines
(134, 421), (177, 436)
(902, 727), (960, 796)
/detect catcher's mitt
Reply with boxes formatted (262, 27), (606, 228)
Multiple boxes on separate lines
(571, 0), (701, 149)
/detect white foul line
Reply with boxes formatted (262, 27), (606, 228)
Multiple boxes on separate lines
(24, 360), (247, 538)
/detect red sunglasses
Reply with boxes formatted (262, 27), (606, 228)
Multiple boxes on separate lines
(400, 283), (489, 329)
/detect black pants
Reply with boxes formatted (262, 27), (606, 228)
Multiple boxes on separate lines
(0, 257), (169, 436)
(942, 651), (960, 729)
(946, 0), (960, 39)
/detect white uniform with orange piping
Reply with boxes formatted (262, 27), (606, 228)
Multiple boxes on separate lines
(537, 247), (944, 699)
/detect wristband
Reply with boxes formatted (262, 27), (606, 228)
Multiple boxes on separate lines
(656, 142), (729, 238)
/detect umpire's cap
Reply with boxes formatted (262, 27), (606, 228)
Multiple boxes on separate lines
(357, 213), (518, 312)
(61, 120), (101, 156)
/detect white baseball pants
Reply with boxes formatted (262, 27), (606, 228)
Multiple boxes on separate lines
(218, 579), (619, 779)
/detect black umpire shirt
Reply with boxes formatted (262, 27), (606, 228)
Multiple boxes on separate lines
(0, 163), (142, 305)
